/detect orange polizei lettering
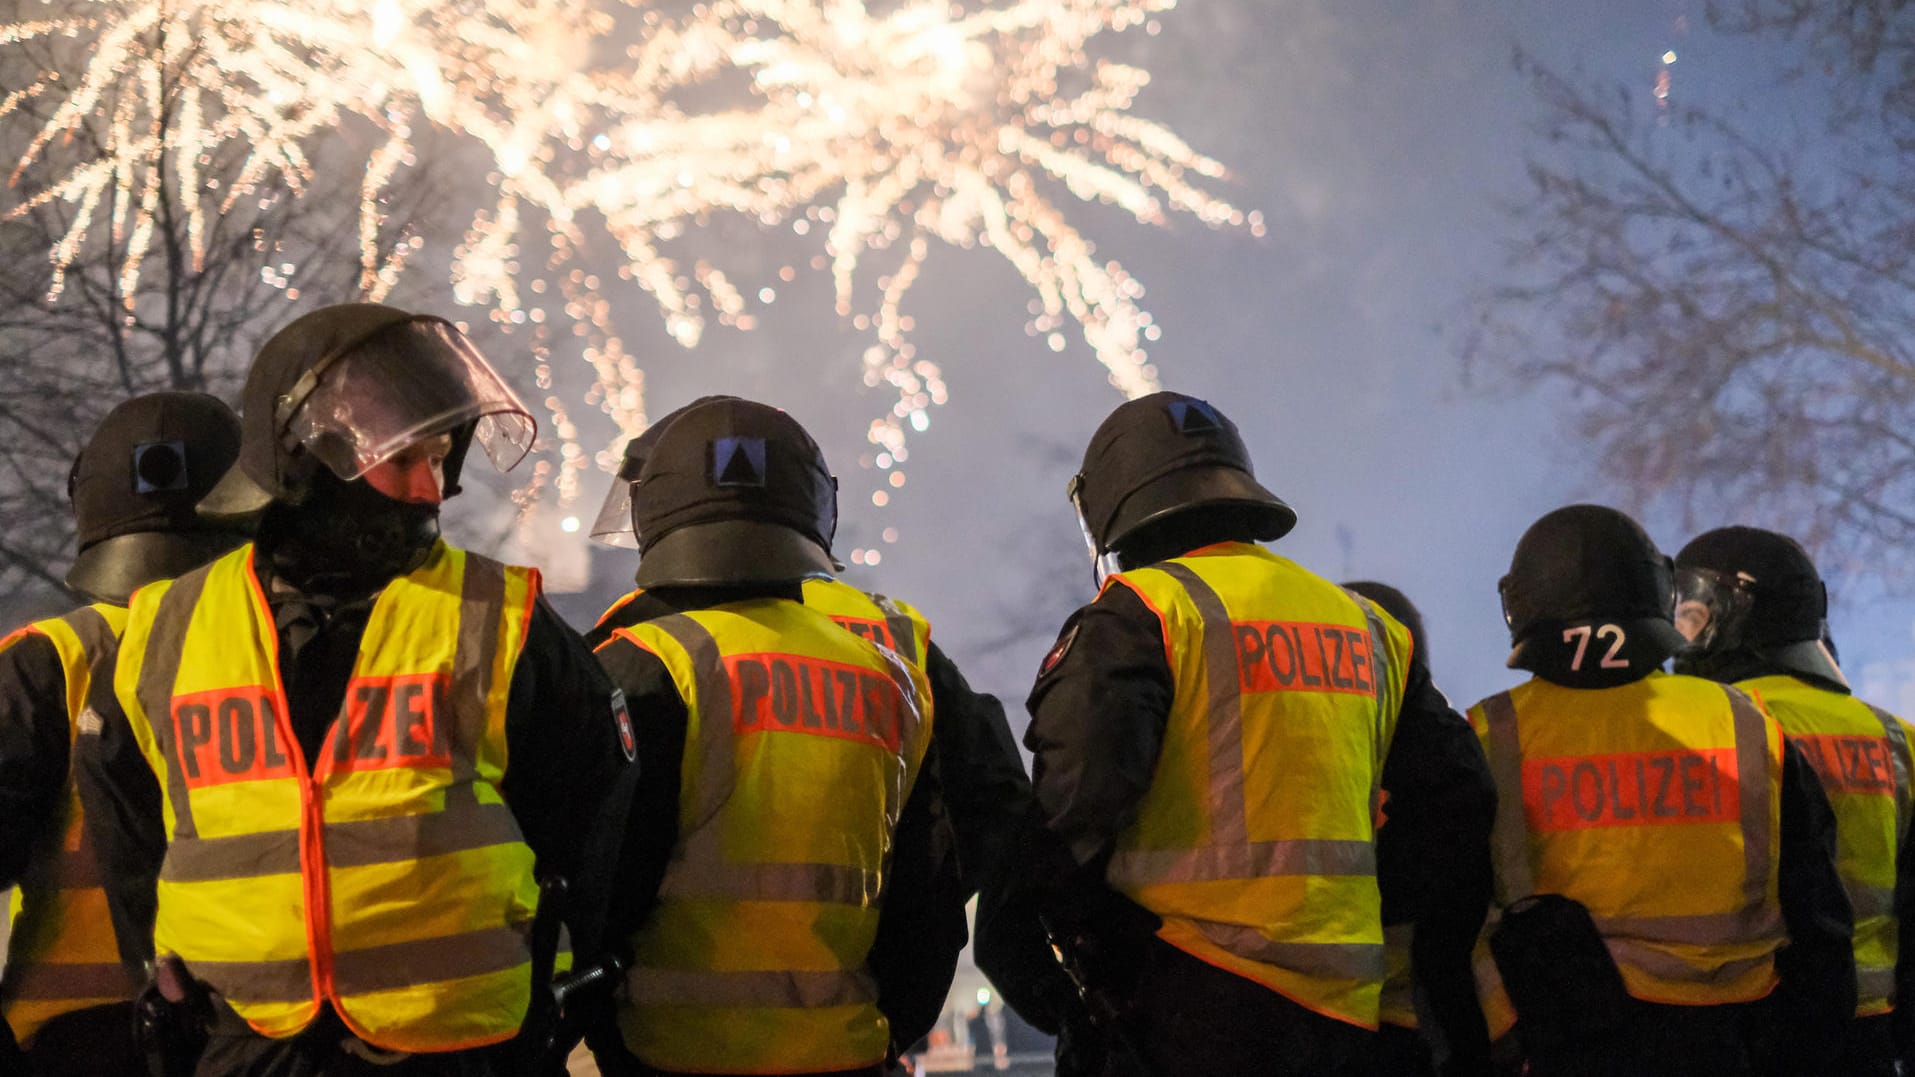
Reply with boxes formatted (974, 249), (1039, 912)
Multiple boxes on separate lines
(727, 653), (904, 752)
(316, 672), (453, 776)
(829, 616), (899, 652)
(1522, 749), (1741, 831)
(170, 686), (296, 788)
(1234, 621), (1375, 696)
(1793, 733), (1897, 796)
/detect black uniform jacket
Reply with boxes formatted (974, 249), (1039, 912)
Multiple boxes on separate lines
(586, 584), (969, 1055)
(0, 630), (76, 891)
(991, 565), (1499, 1067)
(75, 569), (641, 978)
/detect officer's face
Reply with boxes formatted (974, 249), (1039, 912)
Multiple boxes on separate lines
(364, 433), (454, 505)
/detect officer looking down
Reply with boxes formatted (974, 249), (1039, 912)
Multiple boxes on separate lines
(583, 396), (964, 1077)
(991, 392), (1496, 1077)
(1674, 526), (1915, 1075)
(77, 303), (641, 1075)
(1468, 505), (1853, 1077)
(0, 392), (247, 1076)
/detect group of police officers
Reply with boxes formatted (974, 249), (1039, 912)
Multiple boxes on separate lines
(0, 301), (1904, 1077)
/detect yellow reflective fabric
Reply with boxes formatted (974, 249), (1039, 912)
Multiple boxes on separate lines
(800, 579), (931, 669)
(1468, 674), (1786, 1007)
(0, 604), (140, 1044)
(1104, 542), (1411, 1029)
(115, 542), (539, 1051)
(1740, 674), (1911, 1016)
(608, 598), (933, 1074)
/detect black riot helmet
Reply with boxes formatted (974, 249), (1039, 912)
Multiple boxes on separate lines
(1070, 392), (1295, 582)
(1674, 526), (1844, 686)
(65, 392), (249, 604)
(589, 395), (742, 549)
(1343, 580), (1429, 667)
(199, 303), (535, 518)
(629, 397), (840, 587)
(1499, 504), (1687, 671)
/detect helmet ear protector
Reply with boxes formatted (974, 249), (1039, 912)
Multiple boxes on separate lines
(1067, 471), (1123, 588)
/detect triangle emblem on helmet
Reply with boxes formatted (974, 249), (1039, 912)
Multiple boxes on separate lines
(712, 436), (768, 487)
(1169, 399), (1220, 434)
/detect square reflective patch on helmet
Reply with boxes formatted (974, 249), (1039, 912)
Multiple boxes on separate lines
(1168, 399), (1220, 435)
(711, 436), (768, 487)
(132, 440), (190, 494)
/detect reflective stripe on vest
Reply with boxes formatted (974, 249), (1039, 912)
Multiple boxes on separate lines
(1, 604), (140, 1042)
(1102, 544), (1410, 1028)
(119, 542), (539, 1052)
(1740, 675), (1912, 1016)
(609, 601), (932, 1074)
(1475, 676), (1785, 1006)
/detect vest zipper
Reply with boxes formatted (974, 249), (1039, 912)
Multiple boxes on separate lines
(245, 554), (337, 1013)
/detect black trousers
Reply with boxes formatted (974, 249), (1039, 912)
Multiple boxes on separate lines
(18, 1002), (144, 1077)
(191, 1001), (515, 1077)
(1832, 1012), (1898, 1077)
(1116, 936), (1377, 1077)
(1506, 999), (1766, 1077)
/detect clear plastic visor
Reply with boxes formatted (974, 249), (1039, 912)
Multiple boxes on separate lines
(1673, 565), (1754, 647)
(589, 451), (646, 548)
(279, 319), (535, 481)
(1068, 474), (1121, 588)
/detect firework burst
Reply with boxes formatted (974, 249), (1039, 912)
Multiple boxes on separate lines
(2, 0), (1254, 527)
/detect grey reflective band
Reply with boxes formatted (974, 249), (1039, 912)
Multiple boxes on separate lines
(645, 614), (738, 828)
(1192, 920), (1387, 981)
(161, 829), (300, 883)
(1480, 692), (1537, 901)
(443, 554), (507, 810)
(140, 570), (211, 841)
(1864, 703), (1913, 833)
(1858, 965), (1896, 1003)
(1725, 686), (1774, 915)
(868, 592), (920, 665)
(327, 801), (525, 870)
(1603, 938), (1773, 987)
(1850, 884), (1897, 921)
(658, 859), (882, 906)
(330, 925), (529, 996)
(1345, 591), (1395, 807)
(1154, 564), (1251, 852)
(188, 954), (314, 1004)
(2, 960), (139, 1000)
(1108, 839), (1375, 883)
(627, 967), (877, 1008)
(1593, 907), (1783, 947)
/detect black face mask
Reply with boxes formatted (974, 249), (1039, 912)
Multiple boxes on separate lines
(258, 468), (440, 595)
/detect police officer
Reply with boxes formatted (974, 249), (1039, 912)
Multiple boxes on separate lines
(0, 392), (246, 1076)
(1006, 392), (1496, 1077)
(585, 396), (963, 1077)
(1343, 580), (1443, 1077)
(586, 396), (1027, 1050)
(77, 303), (637, 1074)
(1673, 526), (1912, 1075)
(1470, 505), (1853, 1077)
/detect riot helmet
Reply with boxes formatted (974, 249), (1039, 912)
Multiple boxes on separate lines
(1343, 580), (1429, 667)
(1070, 392), (1295, 584)
(629, 397), (839, 587)
(65, 392), (249, 604)
(1498, 504), (1686, 673)
(199, 303), (535, 517)
(589, 395), (740, 549)
(1673, 526), (1844, 686)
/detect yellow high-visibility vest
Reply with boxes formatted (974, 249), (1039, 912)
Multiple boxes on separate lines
(1469, 673), (1786, 1009)
(0, 604), (140, 1043)
(114, 542), (540, 1052)
(597, 578), (932, 668)
(1741, 674), (1911, 1015)
(1103, 542), (1412, 1029)
(604, 598), (933, 1074)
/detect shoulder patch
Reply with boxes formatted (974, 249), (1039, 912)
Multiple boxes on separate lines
(1039, 624), (1080, 677)
(610, 689), (637, 762)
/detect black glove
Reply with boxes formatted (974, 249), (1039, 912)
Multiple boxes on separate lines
(135, 956), (212, 1077)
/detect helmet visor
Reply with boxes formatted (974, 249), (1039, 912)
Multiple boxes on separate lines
(1674, 566), (1754, 651)
(589, 452), (646, 548)
(280, 318), (535, 481)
